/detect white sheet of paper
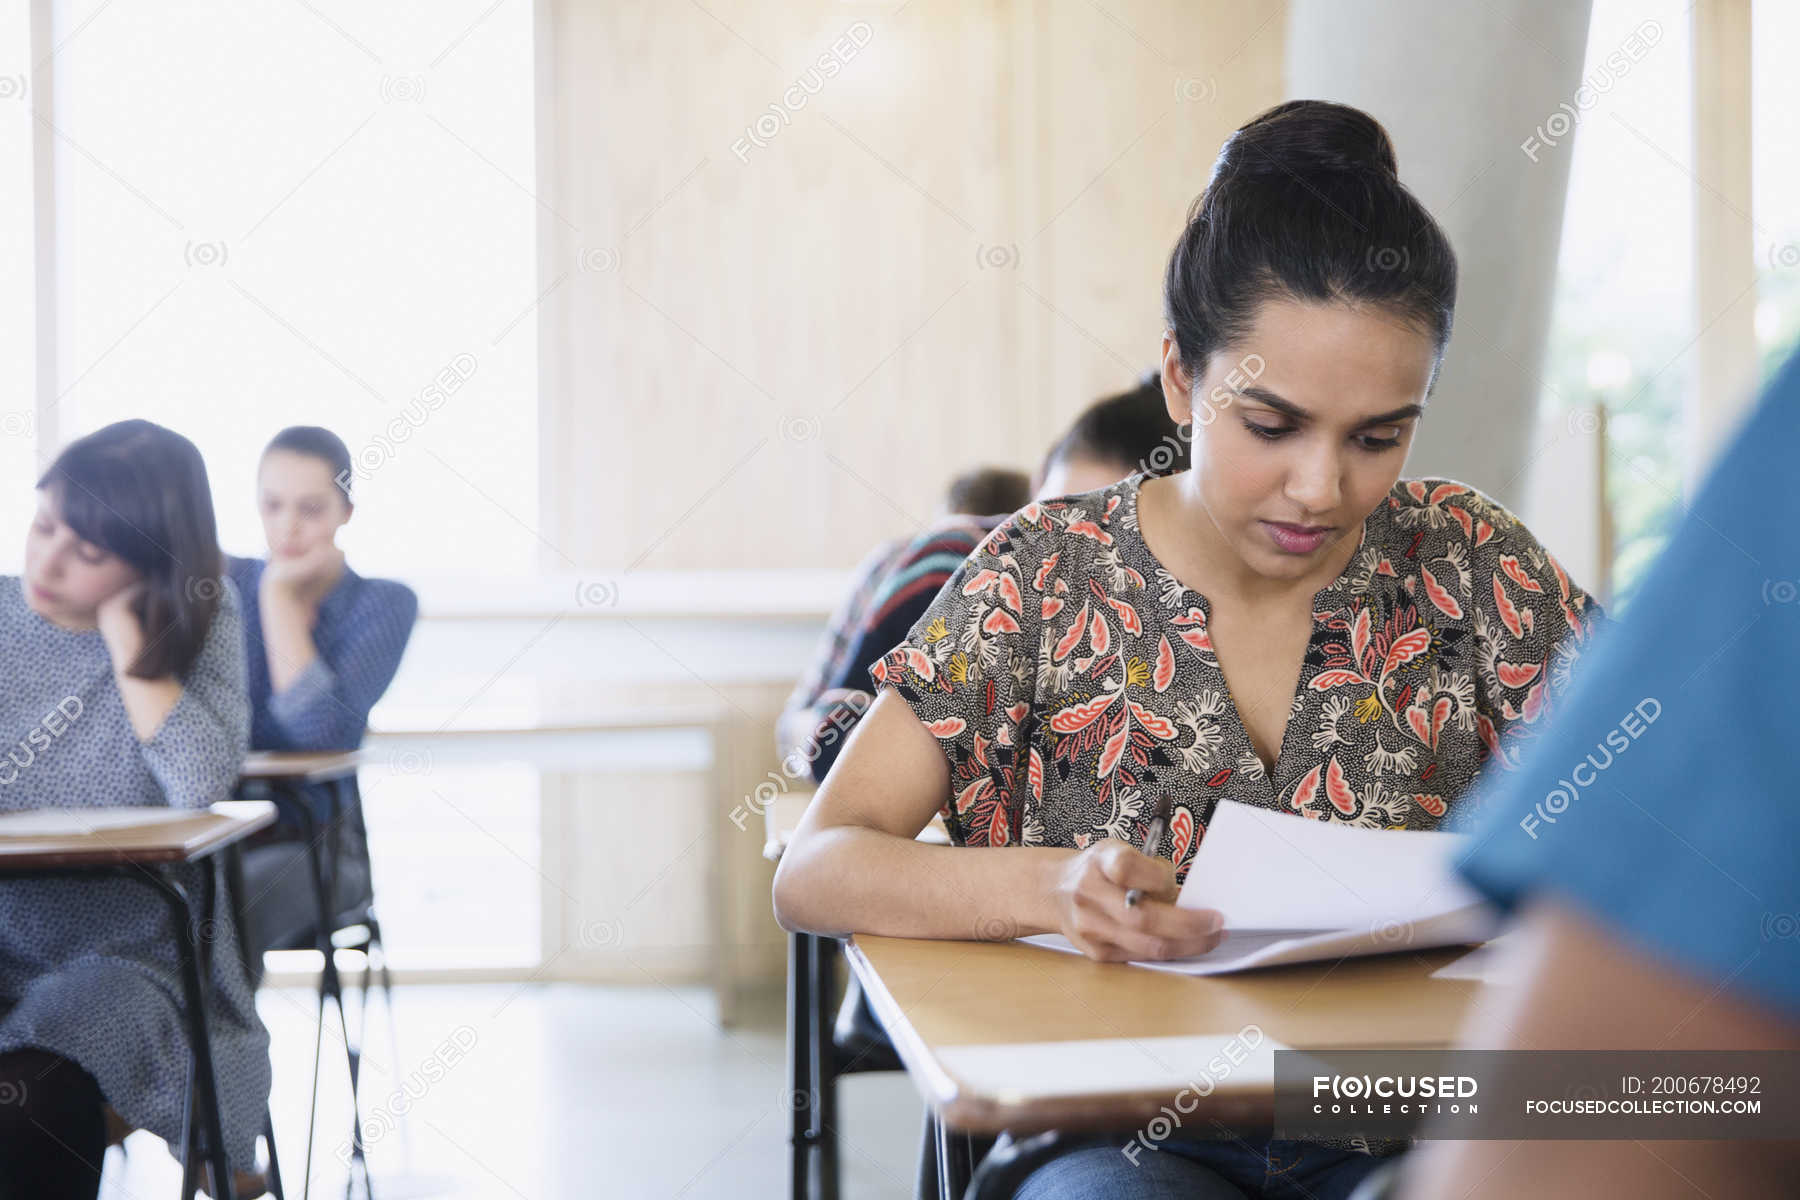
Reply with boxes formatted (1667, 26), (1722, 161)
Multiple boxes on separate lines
(1177, 800), (1490, 929)
(1023, 904), (1496, 976)
(0, 807), (198, 836)
(1017, 801), (1499, 976)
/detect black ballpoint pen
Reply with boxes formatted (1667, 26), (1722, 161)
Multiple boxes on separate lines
(1124, 792), (1174, 909)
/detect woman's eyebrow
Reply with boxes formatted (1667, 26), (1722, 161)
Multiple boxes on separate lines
(1233, 386), (1423, 427)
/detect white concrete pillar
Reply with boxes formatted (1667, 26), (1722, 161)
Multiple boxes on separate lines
(1285, 0), (1594, 509)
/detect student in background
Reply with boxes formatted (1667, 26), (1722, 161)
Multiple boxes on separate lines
(780, 377), (1186, 783)
(775, 100), (1607, 1198)
(777, 465), (1030, 777)
(0, 420), (267, 1199)
(226, 426), (417, 962)
(1367, 354), (1800, 1199)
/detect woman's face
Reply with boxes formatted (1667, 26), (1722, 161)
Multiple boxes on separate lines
(258, 450), (351, 561)
(23, 489), (142, 626)
(1162, 297), (1438, 585)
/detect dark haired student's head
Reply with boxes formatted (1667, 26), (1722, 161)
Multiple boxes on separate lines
(25, 420), (222, 677)
(1038, 375), (1188, 498)
(944, 467), (1031, 518)
(1156, 99), (1458, 587)
(258, 426), (353, 563)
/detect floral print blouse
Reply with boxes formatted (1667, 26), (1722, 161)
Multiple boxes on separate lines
(871, 472), (1605, 881)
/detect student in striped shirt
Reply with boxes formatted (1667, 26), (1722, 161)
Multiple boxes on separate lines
(780, 377), (1187, 782)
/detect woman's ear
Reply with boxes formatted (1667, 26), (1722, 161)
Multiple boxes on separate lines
(1159, 333), (1194, 427)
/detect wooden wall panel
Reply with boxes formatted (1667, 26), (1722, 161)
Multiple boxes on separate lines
(539, 0), (1286, 569)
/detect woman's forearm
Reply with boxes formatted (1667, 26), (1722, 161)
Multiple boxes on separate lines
(115, 672), (184, 742)
(260, 592), (320, 693)
(773, 823), (1071, 941)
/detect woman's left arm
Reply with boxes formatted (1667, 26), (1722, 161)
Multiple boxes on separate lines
(98, 583), (183, 741)
(264, 582), (418, 749)
(112, 578), (252, 807)
(1467, 498), (1609, 769)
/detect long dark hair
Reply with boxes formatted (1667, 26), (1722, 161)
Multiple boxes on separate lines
(1164, 100), (1458, 387)
(37, 420), (223, 680)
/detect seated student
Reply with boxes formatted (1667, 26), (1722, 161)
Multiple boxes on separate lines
(0, 421), (268, 1199)
(226, 426), (418, 962)
(774, 100), (1607, 1198)
(776, 465), (1029, 776)
(782, 378), (1187, 783)
(1372, 353), (1800, 1199)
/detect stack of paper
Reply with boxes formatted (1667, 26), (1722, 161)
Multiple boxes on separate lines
(1021, 801), (1498, 976)
(0, 807), (199, 837)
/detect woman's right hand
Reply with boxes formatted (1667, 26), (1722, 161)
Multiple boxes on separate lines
(1048, 839), (1225, 963)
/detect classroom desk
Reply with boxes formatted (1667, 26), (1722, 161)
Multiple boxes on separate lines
(764, 797), (950, 1200)
(847, 933), (1484, 1198)
(239, 750), (362, 785)
(235, 750), (373, 1199)
(0, 800), (278, 1200)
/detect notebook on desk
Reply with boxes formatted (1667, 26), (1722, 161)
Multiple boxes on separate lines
(1021, 800), (1499, 976)
(0, 806), (200, 838)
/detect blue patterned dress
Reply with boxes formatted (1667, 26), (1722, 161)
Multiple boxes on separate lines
(225, 556), (418, 753)
(0, 574), (269, 1170)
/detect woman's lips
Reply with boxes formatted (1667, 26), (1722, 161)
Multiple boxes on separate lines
(1261, 520), (1333, 554)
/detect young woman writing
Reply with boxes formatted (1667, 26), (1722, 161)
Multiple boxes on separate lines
(774, 100), (1607, 1197)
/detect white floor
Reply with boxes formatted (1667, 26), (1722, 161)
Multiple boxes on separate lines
(101, 982), (925, 1200)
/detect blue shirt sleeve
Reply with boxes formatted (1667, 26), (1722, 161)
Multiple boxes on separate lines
(1455, 354), (1800, 1018)
(264, 579), (418, 749)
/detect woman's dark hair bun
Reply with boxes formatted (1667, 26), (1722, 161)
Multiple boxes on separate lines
(1218, 99), (1399, 182)
(1164, 99), (1457, 383)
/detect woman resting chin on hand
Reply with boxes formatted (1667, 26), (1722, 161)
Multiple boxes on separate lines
(0, 420), (266, 1199)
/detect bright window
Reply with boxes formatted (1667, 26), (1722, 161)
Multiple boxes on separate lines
(1754, 0), (1800, 377)
(45, 0), (538, 573)
(1538, 0), (1694, 607)
(37, 0), (546, 970)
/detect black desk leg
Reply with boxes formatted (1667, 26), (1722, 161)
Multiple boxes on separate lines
(787, 928), (813, 1200)
(286, 778), (372, 1200)
(809, 936), (838, 1200)
(148, 870), (235, 1200)
(935, 1114), (973, 1200)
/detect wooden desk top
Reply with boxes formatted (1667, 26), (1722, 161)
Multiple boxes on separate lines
(0, 800), (279, 870)
(239, 750), (362, 783)
(365, 702), (728, 737)
(847, 933), (1484, 1135)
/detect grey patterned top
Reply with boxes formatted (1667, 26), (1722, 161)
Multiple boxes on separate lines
(0, 574), (269, 1170)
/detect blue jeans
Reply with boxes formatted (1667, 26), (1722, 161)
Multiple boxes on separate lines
(1015, 1134), (1394, 1200)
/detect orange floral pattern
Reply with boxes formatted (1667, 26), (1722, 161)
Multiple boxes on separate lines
(871, 473), (1605, 880)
